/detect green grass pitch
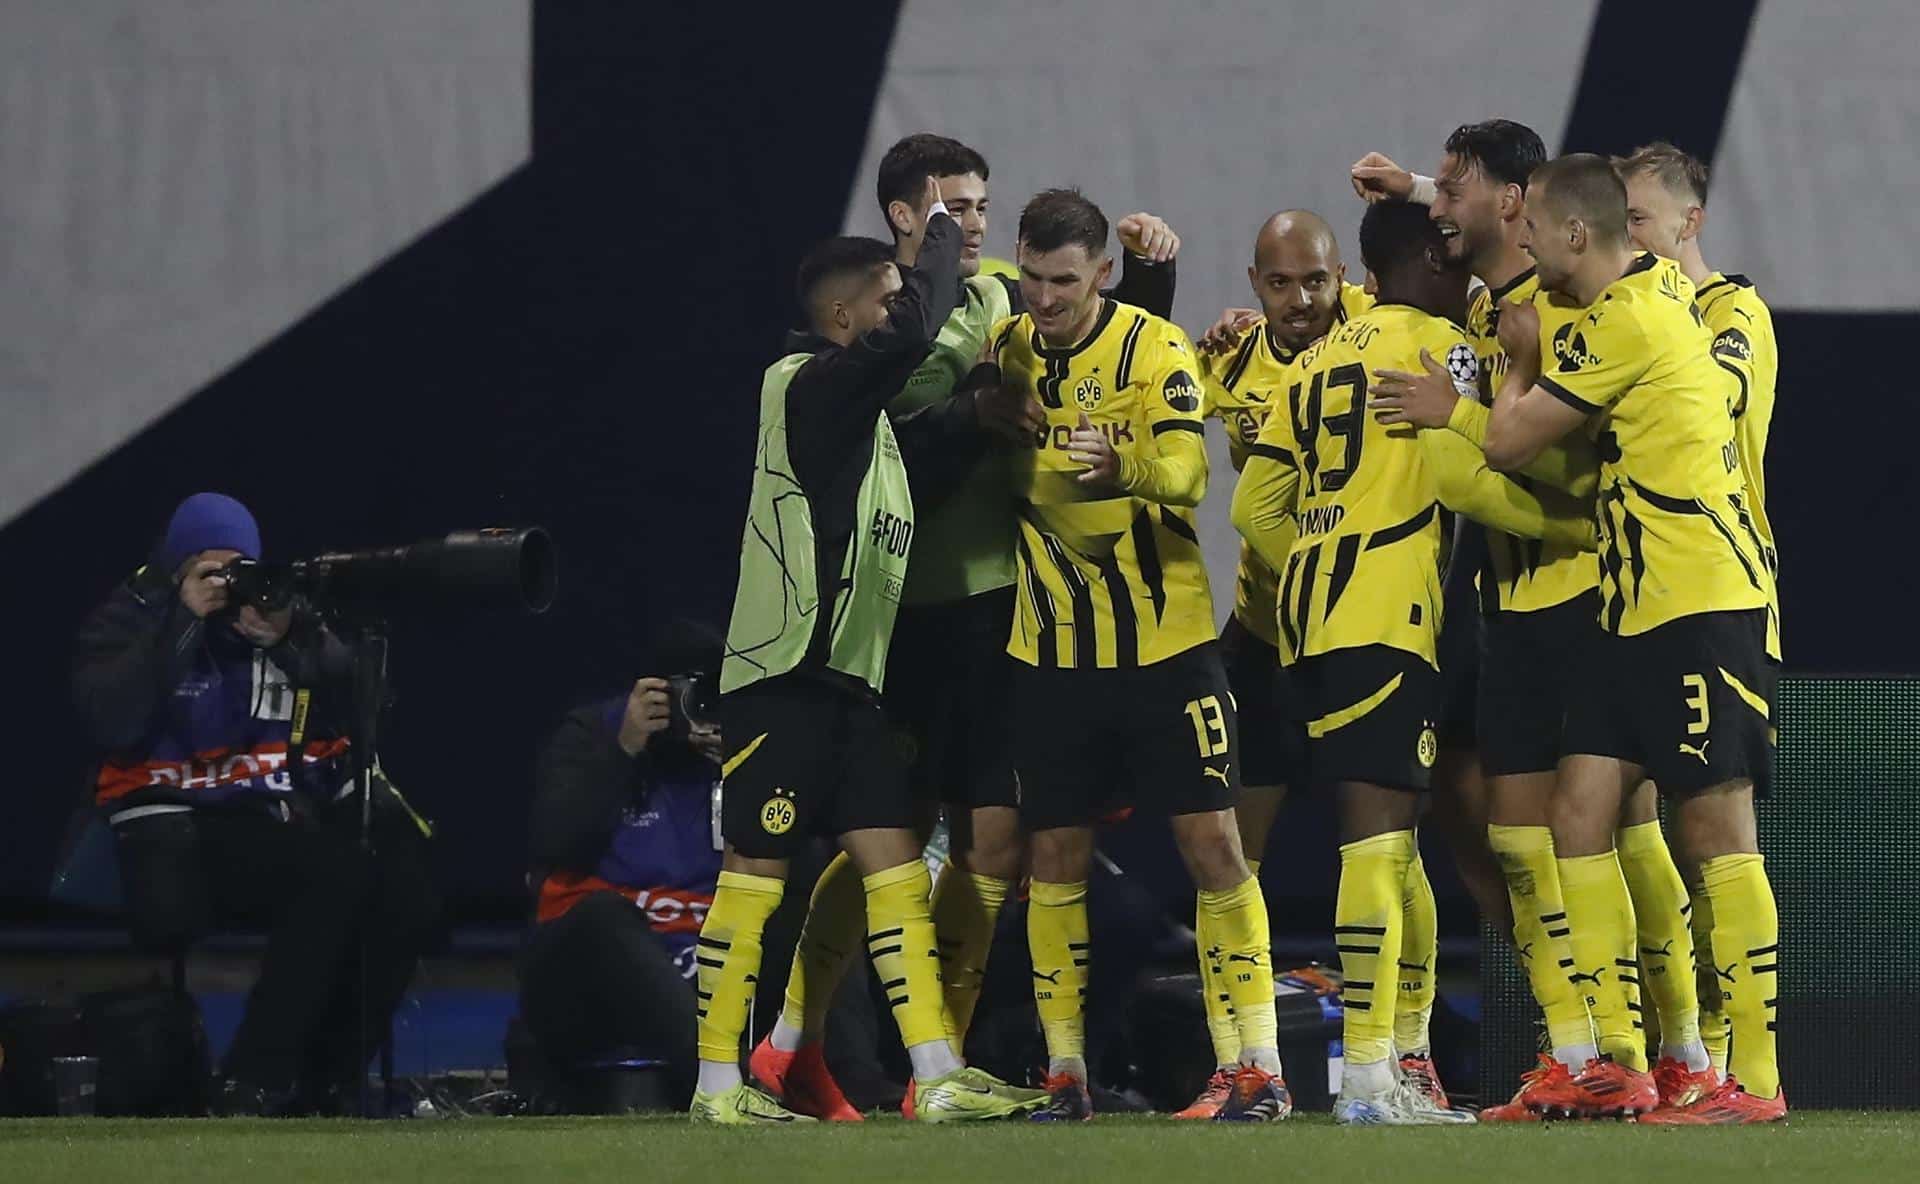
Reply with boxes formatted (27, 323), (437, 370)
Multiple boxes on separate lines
(3, 1113), (1916, 1183)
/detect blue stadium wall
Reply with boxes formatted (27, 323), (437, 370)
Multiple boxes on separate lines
(3, 1), (1915, 922)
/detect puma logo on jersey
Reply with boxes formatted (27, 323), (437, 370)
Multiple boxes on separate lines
(1568, 969), (1603, 987)
(1716, 963), (1738, 984)
(1679, 739), (1711, 765)
(1032, 969), (1063, 985)
(1203, 764), (1232, 786)
(1516, 942), (1535, 963)
(1642, 940), (1675, 958)
(1227, 952), (1265, 967)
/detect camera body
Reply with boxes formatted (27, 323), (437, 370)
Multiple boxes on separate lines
(665, 672), (718, 739)
(220, 557), (294, 613)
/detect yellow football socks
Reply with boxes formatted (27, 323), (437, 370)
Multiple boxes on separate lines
(1028, 880), (1090, 1069)
(777, 851), (865, 1042)
(1488, 824), (1595, 1055)
(862, 861), (952, 1052)
(1691, 886), (1732, 1074)
(695, 870), (786, 1063)
(1616, 820), (1703, 1062)
(1557, 851), (1646, 1071)
(1197, 873), (1280, 1072)
(929, 867), (1012, 1045)
(1700, 853), (1781, 1098)
(1394, 852), (1439, 1055)
(1335, 830), (1415, 1068)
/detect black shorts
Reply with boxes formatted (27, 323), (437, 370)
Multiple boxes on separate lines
(1436, 520), (1485, 751)
(885, 587), (1018, 811)
(1562, 609), (1775, 797)
(715, 675), (911, 859)
(1436, 612), (1480, 753)
(1218, 614), (1305, 789)
(1478, 592), (1603, 778)
(1290, 645), (1441, 792)
(1011, 643), (1240, 831)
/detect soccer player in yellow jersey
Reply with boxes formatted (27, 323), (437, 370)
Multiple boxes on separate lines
(1357, 122), (1650, 1116)
(1198, 214), (1372, 880)
(1185, 210), (1463, 1120)
(1617, 141), (1782, 1098)
(1360, 120), (1709, 1118)
(1233, 199), (1594, 1125)
(971, 188), (1288, 1122)
(1479, 154), (1783, 1123)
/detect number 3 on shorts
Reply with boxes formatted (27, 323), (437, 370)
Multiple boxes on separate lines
(1184, 695), (1229, 758)
(1682, 673), (1710, 735)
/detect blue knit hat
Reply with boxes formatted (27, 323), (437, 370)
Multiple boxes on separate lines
(161, 492), (261, 572)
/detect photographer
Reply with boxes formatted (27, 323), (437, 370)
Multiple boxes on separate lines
(522, 622), (908, 1113)
(519, 668), (717, 1107)
(70, 492), (437, 1116)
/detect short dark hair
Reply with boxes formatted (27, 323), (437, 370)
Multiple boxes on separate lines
(795, 235), (894, 313)
(1018, 188), (1108, 257)
(1444, 119), (1548, 191)
(1530, 153), (1629, 244)
(1360, 199), (1447, 276)
(653, 616), (724, 677)
(1616, 140), (1710, 205)
(876, 134), (989, 228)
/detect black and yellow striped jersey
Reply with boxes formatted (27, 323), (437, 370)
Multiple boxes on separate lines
(994, 300), (1215, 669)
(1536, 254), (1770, 636)
(1465, 268), (1600, 617)
(1233, 304), (1597, 667)
(1695, 271), (1781, 659)
(1202, 283), (1374, 646)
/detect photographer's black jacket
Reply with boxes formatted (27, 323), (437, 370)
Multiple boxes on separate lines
(72, 564), (352, 812)
(528, 702), (720, 970)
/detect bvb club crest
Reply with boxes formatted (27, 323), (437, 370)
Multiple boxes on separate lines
(761, 789), (797, 835)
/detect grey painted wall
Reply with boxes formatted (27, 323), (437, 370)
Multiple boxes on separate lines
(0, 0), (531, 525)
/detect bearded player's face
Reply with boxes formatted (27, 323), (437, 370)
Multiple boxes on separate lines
(1250, 237), (1344, 354)
(1431, 152), (1505, 271)
(1018, 242), (1111, 344)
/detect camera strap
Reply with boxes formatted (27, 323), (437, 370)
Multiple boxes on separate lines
(286, 687), (313, 795)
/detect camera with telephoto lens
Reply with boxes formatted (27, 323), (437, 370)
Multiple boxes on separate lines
(219, 527), (557, 618)
(666, 671), (718, 739)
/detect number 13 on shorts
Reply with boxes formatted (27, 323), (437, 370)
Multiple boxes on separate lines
(1185, 695), (1230, 758)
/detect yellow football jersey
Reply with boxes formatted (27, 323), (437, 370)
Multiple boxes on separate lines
(1233, 304), (1596, 667)
(1536, 254), (1770, 636)
(1695, 271), (1781, 659)
(1202, 283), (1374, 646)
(1465, 268), (1600, 616)
(995, 300), (1215, 669)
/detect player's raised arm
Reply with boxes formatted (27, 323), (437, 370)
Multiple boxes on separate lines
(1349, 151), (1435, 206)
(849, 176), (963, 366)
(1107, 211), (1180, 318)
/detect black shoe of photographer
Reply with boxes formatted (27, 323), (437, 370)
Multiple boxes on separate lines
(214, 1076), (304, 1118)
